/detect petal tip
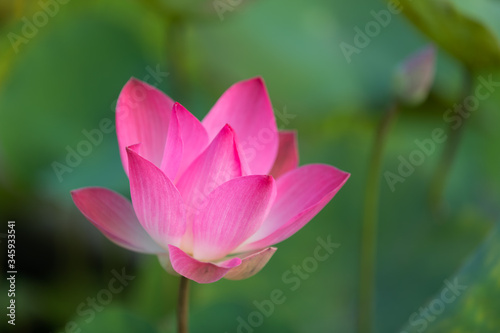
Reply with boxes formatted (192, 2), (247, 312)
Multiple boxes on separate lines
(125, 77), (145, 87)
(122, 77), (144, 93)
(215, 124), (237, 140)
(70, 189), (83, 201)
(222, 123), (235, 132)
(70, 187), (93, 200)
(126, 76), (140, 84)
(120, 78), (159, 99)
(339, 169), (351, 180)
(125, 144), (141, 154)
(265, 175), (276, 185)
(322, 165), (350, 187)
(246, 76), (265, 86)
(173, 101), (182, 110)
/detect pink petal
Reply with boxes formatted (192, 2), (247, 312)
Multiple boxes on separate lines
(168, 245), (241, 284)
(224, 247), (277, 280)
(71, 187), (164, 253)
(269, 131), (299, 179)
(238, 165), (349, 252)
(192, 175), (276, 261)
(160, 103), (183, 180)
(127, 147), (186, 248)
(175, 125), (244, 251)
(202, 77), (278, 175)
(116, 78), (174, 175)
(172, 103), (210, 179)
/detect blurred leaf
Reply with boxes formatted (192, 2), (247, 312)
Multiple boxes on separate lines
(187, 0), (375, 112)
(450, 0), (500, 43)
(0, 1), (159, 194)
(400, 224), (500, 333)
(399, 0), (500, 69)
(143, 0), (247, 20)
(72, 306), (158, 333)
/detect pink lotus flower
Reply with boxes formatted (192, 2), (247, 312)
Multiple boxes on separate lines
(71, 78), (349, 283)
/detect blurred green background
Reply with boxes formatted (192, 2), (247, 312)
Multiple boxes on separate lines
(1, 0), (500, 332)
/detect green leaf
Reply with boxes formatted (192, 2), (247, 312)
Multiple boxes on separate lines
(400, 224), (500, 333)
(0, 1), (162, 195)
(399, 0), (500, 69)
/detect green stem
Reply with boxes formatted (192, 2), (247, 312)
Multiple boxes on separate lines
(359, 103), (399, 333)
(428, 119), (465, 218)
(177, 276), (190, 333)
(428, 71), (474, 218)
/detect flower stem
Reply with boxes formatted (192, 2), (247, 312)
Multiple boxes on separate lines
(359, 103), (399, 333)
(428, 71), (474, 218)
(177, 276), (190, 333)
(428, 119), (465, 218)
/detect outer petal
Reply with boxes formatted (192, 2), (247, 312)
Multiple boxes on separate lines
(269, 131), (299, 179)
(224, 247), (277, 280)
(202, 77), (278, 175)
(192, 175), (276, 261)
(127, 147), (186, 248)
(116, 78), (174, 175)
(172, 103), (210, 179)
(168, 245), (241, 284)
(238, 165), (349, 252)
(71, 187), (164, 253)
